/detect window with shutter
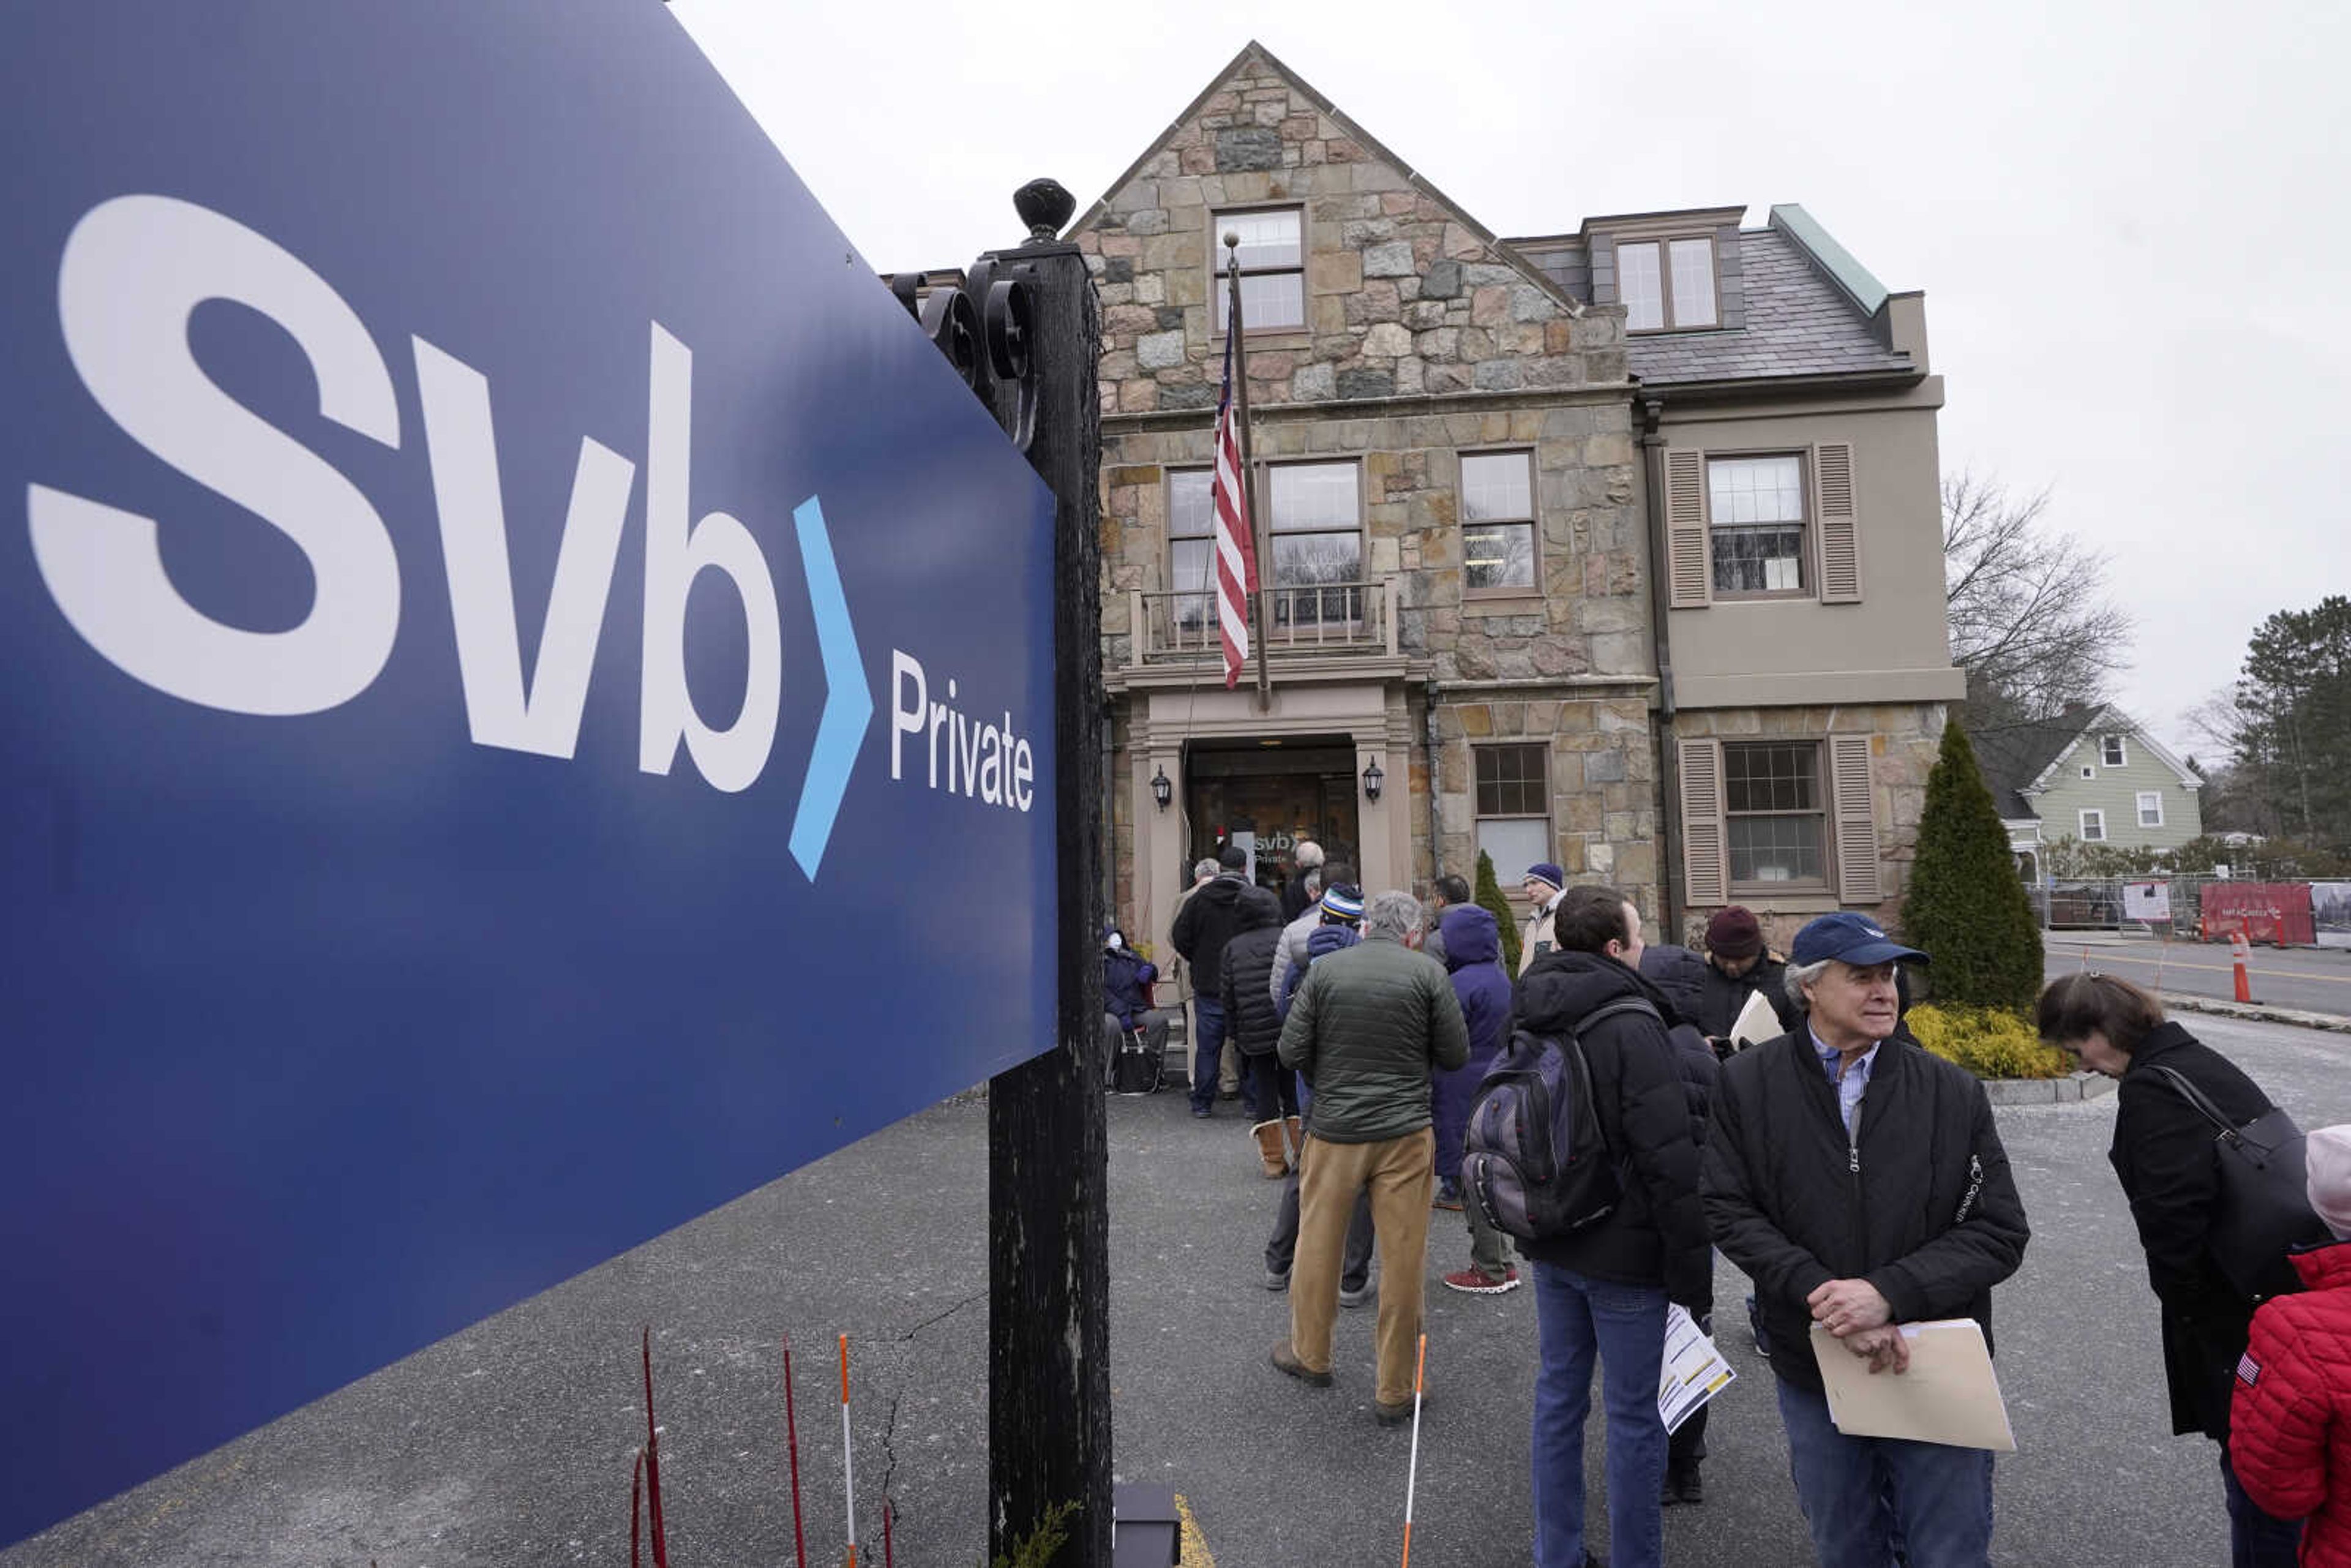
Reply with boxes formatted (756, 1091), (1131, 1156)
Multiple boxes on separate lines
(1666, 449), (1710, 609)
(1815, 441), (1860, 603)
(1678, 737), (1727, 904)
(1829, 733), (1881, 902)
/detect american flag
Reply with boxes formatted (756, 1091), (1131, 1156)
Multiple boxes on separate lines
(1212, 331), (1258, 689)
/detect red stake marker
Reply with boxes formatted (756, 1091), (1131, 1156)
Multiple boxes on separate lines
(784, 1335), (809, 1568)
(630, 1449), (645, 1568)
(642, 1329), (669, 1568)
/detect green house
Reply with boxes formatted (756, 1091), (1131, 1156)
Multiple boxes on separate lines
(1971, 704), (2203, 877)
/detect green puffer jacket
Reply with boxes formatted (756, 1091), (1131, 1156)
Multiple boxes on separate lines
(1277, 936), (1469, 1144)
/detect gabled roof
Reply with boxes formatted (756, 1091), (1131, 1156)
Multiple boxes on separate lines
(1971, 705), (2205, 820)
(1505, 204), (1916, 388)
(1625, 223), (1913, 384)
(1065, 40), (1583, 317)
(1971, 710), (2101, 820)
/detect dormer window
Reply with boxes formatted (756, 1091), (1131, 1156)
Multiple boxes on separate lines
(1619, 236), (1718, 332)
(2102, 735), (2127, 767)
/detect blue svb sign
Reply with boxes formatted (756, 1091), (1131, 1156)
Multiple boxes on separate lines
(0, 4), (1057, 1544)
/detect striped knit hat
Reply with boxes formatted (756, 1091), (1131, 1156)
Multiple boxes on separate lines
(1319, 882), (1365, 924)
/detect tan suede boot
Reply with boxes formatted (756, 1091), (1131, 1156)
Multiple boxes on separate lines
(1250, 1119), (1289, 1178)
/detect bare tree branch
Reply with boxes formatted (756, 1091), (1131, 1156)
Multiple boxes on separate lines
(1941, 470), (2134, 728)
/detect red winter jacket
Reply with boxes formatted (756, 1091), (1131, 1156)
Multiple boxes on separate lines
(2233, 1240), (2351, 1566)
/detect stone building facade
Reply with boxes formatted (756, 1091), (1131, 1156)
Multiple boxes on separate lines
(1075, 43), (1963, 970)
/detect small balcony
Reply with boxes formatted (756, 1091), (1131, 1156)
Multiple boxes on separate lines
(1126, 578), (1400, 670)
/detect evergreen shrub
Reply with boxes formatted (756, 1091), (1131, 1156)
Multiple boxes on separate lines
(1474, 849), (1523, 975)
(1901, 721), (2044, 1013)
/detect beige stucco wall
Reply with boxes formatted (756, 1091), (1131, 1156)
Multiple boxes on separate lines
(1656, 390), (1964, 708)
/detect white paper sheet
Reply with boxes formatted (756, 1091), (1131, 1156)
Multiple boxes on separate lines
(1659, 1304), (1736, 1435)
(1809, 1320), (2017, 1452)
(1730, 989), (1782, 1049)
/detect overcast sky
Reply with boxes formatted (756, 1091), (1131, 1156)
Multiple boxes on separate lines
(671, 0), (2347, 759)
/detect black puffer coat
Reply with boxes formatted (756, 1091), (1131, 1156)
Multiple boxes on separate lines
(1695, 951), (1798, 1043)
(1704, 1030), (2030, 1394)
(1219, 923), (1288, 1057)
(1171, 874), (1280, 992)
(1510, 951), (1711, 1310)
(1637, 945), (1723, 1155)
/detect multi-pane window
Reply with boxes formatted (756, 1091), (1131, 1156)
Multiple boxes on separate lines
(1475, 744), (1551, 883)
(1268, 461), (1362, 628)
(2102, 735), (2128, 767)
(1708, 455), (1807, 596)
(2081, 809), (2107, 842)
(1167, 468), (1215, 631)
(1461, 451), (1537, 591)
(2138, 791), (2164, 828)
(1724, 741), (1829, 890)
(1618, 236), (1719, 332)
(1212, 208), (1305, 333)
(1171, 462), (1362, 633)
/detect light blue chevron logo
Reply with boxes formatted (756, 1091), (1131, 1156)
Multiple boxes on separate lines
(788, 496), (871, 880)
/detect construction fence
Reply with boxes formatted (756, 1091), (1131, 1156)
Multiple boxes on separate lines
(2030, 876), (2351, 948)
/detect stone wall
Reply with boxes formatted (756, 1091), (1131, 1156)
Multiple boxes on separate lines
(1098, 401), (1645, 685)
(1073, 62), (1623, 416)
(1670, 702), (1948, 951)
(1417, 691), (1662, 920)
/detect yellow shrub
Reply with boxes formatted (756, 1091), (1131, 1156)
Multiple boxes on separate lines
(1908, 1003), (2074, 1081)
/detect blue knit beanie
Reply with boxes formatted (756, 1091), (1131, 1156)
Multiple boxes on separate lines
(1319, 882), (1365, 923)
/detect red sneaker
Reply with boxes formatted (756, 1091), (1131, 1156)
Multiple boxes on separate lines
(1441, 1266), (1520, 1295)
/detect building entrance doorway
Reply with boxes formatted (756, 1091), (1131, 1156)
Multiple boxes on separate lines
(1183, 738), (1362, 899)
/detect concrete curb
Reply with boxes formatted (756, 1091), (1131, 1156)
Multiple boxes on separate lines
(1982, 1071), (2116, 1106)
(2160, 992), (2351, 1035)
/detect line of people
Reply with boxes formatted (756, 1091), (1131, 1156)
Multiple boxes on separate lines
(1144, 852), (2350, 1565)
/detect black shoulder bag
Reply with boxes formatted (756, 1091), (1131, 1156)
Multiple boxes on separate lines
(2146, 1063), (2330, 1304)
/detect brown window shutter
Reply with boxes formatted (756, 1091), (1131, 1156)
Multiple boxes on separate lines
(1814, 442), (1861, 603)
(1666, 448), (1711, 609)
(1830, 733), (1881, 902)
(1678, 737), (1727, 905)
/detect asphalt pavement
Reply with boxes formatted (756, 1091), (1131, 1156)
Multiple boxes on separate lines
(9, 1011), (2350, 1568)
(2045, 931), (2351, 1018)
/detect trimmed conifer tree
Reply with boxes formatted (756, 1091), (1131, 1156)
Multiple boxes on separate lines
(1900, 719), (2044, 1013)
(1475, 849), (1523, 974)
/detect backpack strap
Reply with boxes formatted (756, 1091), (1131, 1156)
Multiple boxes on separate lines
(1571, 996), (1663, 1040)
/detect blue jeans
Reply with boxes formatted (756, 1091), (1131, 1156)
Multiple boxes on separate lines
(1189, 997), (1226, 1112)
(2220, 1442), (2304, 1567)
(1531, 1262), (1668, 1568)
(1775, 1378), (1994, 1568)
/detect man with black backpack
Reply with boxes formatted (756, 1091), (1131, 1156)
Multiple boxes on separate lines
(1508, 885), (1709, 1568)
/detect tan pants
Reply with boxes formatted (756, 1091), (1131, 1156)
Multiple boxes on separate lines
(1289, 1127), (1435, 1406)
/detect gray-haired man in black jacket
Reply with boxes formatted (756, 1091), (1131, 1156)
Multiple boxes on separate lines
(1704, 911), (2030, 1568)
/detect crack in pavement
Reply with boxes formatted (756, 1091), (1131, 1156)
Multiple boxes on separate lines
(876, 1289), (985, 1527)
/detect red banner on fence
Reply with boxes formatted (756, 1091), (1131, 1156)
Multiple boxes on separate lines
(2199, 882), (2316, 946)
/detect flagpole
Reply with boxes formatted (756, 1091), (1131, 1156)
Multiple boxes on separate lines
(1223, 234), (1274, 714)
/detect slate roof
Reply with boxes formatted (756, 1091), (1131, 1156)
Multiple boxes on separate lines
(1625, 227), (1914, 386)
(1968, 709), (2102, 820)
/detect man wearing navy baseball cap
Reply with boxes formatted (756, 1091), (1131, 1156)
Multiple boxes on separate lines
(1703, 912), (2031, 1568)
